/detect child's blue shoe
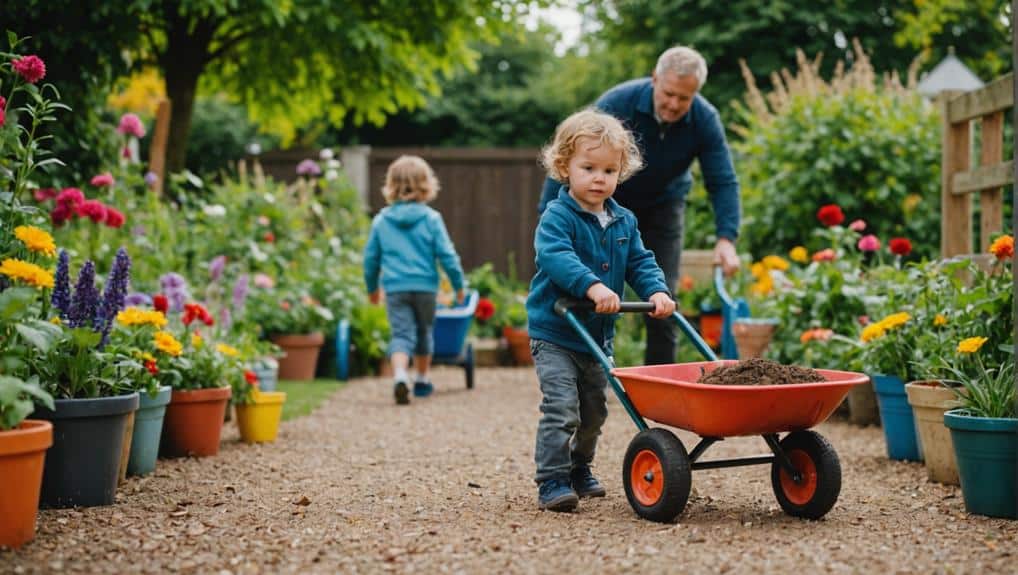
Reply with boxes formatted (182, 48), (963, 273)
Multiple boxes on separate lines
(393, 380), (409, 405)
(413, 380), (434, 397)
(538, 477), (579, 512)
(571, 464), (606, 498)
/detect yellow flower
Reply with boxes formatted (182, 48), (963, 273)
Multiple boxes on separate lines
(860, 322), (886, 343)
(789, 246), (809, 264)
(750, 275), (773, 296)
(14, 225), (57, 257)
(153, 331), (183, 356)
(902, 193), (922, 214)
(879, 312), (911, 331)
(933, 314), (947, 327)
(116, 307), (168, 328)
(761, 255), (790, 271)
(750, 261), (767, 279)
(956, 337), (988, 354)
(50, 316), (61, 325)
(191, 332), (203, 348)
(0, 258), (54, 289)
(133, 351), (156, 363)
(216, 343), (240, 357)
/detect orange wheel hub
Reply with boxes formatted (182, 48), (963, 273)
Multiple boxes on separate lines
(779, 449), (818, 505)
(631, 449), (664, 506)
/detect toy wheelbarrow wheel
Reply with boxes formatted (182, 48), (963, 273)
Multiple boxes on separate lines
(622, 428), (692, 523)
(770, 430), (842, 519)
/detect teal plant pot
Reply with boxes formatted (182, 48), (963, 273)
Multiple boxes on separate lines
(872, 374), (922, 461)
(127, 386), (172, 477)
(252, 359), (279, 392)
(944, 410), (1017, 519)
(31, 393), (140, 508)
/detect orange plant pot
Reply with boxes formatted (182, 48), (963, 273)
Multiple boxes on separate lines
(271, 332), (325, 381)
(161, 387), (232, 457)
(502, 326), (533, 365)
(0, 420), (53, 548)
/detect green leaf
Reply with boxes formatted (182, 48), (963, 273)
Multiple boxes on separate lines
(14, 323), (53, 353)
(0, 287), (38, 320)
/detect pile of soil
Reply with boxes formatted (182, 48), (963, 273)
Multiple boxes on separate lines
(697, 357), (826, 386)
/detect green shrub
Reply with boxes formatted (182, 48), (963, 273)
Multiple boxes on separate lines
(732, 48), (941, 261)
(183, 97), (278, 178)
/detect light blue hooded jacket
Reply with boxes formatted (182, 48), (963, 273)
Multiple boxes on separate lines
(363, 202), (464, 294)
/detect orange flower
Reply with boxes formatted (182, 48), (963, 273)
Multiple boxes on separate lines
(679, 275), (695, 291)
(989, 235), (1013, 261)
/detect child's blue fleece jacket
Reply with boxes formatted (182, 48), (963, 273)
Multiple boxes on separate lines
(363, 202), (464, 294)
(526, 187), (669, 354)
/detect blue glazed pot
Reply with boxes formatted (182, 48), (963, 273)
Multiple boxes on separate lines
(253, 359), (278, 392)
(944, 410), (1017, 519)
(872, 374), (922, 461)
(127, 386), (172, 477)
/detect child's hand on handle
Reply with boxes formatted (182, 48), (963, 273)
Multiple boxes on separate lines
(586, 283), (620, 314)
(648, 292), (676, 319)
(368, 291), (380, 305)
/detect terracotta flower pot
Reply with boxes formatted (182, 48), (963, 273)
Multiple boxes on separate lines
(502, 326), (533, 365)
(271, 332), (325, 381)
(161, 387), (232, 457)
(731, 318), (778, 358)
(906, 381), (963, 485)
(0, 420), (52, 548)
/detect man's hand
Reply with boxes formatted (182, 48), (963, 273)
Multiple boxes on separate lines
(586, 283), (620, 314)
(368, 291), (380, 305)
(713, 238), (740, 276)
(648, 292), (676, 319)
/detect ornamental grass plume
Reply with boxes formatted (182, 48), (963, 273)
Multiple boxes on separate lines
(51, 250), (71, 317)
(14, 225), (56, 257)
(0, 258), (54, 289)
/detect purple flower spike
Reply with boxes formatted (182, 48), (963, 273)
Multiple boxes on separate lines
(96, 247), (132, 348)
(209, 255), (227, 282)
(232, 273), (249, 312)
(51, 250), (71, 320)
(68, 261), (99, 329)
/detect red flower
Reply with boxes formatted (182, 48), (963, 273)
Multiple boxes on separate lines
(34, 187), (57, 202)
(182, 303), (213, 326)
(263, 231), (276, 243)
(145, 360), (159, 375)
(816, 204), (845, 227)
(858, 315), (870, 326)
(50, 204), (74, 226)
(153, 293), (169, 313)
(79, 199), (108, 223)
(888, 237), (912, 256)
(90, 173), (115, 187)
(105, 207), (126, 228)
(0, 95), (5, 127)
(244, 370), (259, 386)
(12, 55), (46, 84)
(475, 298), (495, 321)
(56, 187), (85, 210)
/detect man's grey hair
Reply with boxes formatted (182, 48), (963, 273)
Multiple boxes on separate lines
(655, 46), (708, 88)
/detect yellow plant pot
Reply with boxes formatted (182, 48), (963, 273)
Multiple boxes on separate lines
(235, 392), (287, 444)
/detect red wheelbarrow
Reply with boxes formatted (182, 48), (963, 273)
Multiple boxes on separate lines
(554, 298), (869, 523)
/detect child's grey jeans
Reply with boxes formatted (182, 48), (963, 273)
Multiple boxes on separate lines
(531, 338), (609, 484)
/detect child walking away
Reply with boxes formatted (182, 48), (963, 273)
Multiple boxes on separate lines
(528, 109), (676, 511)
(364, 155), (465, 405)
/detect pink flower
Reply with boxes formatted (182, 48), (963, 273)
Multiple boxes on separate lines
(104, 207), (126, 228)
(117, 113), (146, 138)
(253, 273), (275, 289)
(857, 234), (881, 252)
(51, 204), (74, 226)
(848, 219), (866, 232)
(79, 199), (108, 223)
(811, 248), (836, 262)
(34, 187), (58, 202)
(90, 172), (115, 187)
(0, 95), (5, 127)
(12, 55), (46, 84)
(56, 187), (85, 210)
(122, 146), (132, 160)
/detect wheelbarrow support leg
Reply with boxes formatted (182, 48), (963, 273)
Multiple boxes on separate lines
(763, 433), (802, 482)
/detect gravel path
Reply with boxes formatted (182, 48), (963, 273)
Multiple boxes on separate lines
(4, 367), (1016, 574)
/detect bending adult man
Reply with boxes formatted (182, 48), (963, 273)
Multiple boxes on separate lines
(538, 45), (741, 365)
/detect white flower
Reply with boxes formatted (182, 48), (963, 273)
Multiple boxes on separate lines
(246, 142), (262, 155)
(249, 242), (268, 262)
(319, 148), (335, 160)
(326, 158), (342, 169)
(202, 204), (227, 217)
(325, 169), (339, 181)
(263, 193), (276, 204)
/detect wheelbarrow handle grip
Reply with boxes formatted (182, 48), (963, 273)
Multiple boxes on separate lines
(554, 297), (657, 316)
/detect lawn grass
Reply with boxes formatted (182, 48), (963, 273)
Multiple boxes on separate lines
(276, 379), (345, 421)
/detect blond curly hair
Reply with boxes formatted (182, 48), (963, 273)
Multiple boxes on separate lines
(540, 108), (643, 183)
(382, 155), (440, 204)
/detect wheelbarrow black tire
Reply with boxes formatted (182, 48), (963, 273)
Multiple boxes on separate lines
(770, 430), (841, 520)
(622, 428), (691, 523)
(465, 343), (475, 389)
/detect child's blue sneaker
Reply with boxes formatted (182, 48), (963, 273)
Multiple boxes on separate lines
(413, 380), (434, 397)
(571, 464), (606, 498)
(393, 380), (409, 405)
(538, 477), (579, 512)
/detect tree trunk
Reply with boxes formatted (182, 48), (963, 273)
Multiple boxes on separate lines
(160, 12), (217, 174)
